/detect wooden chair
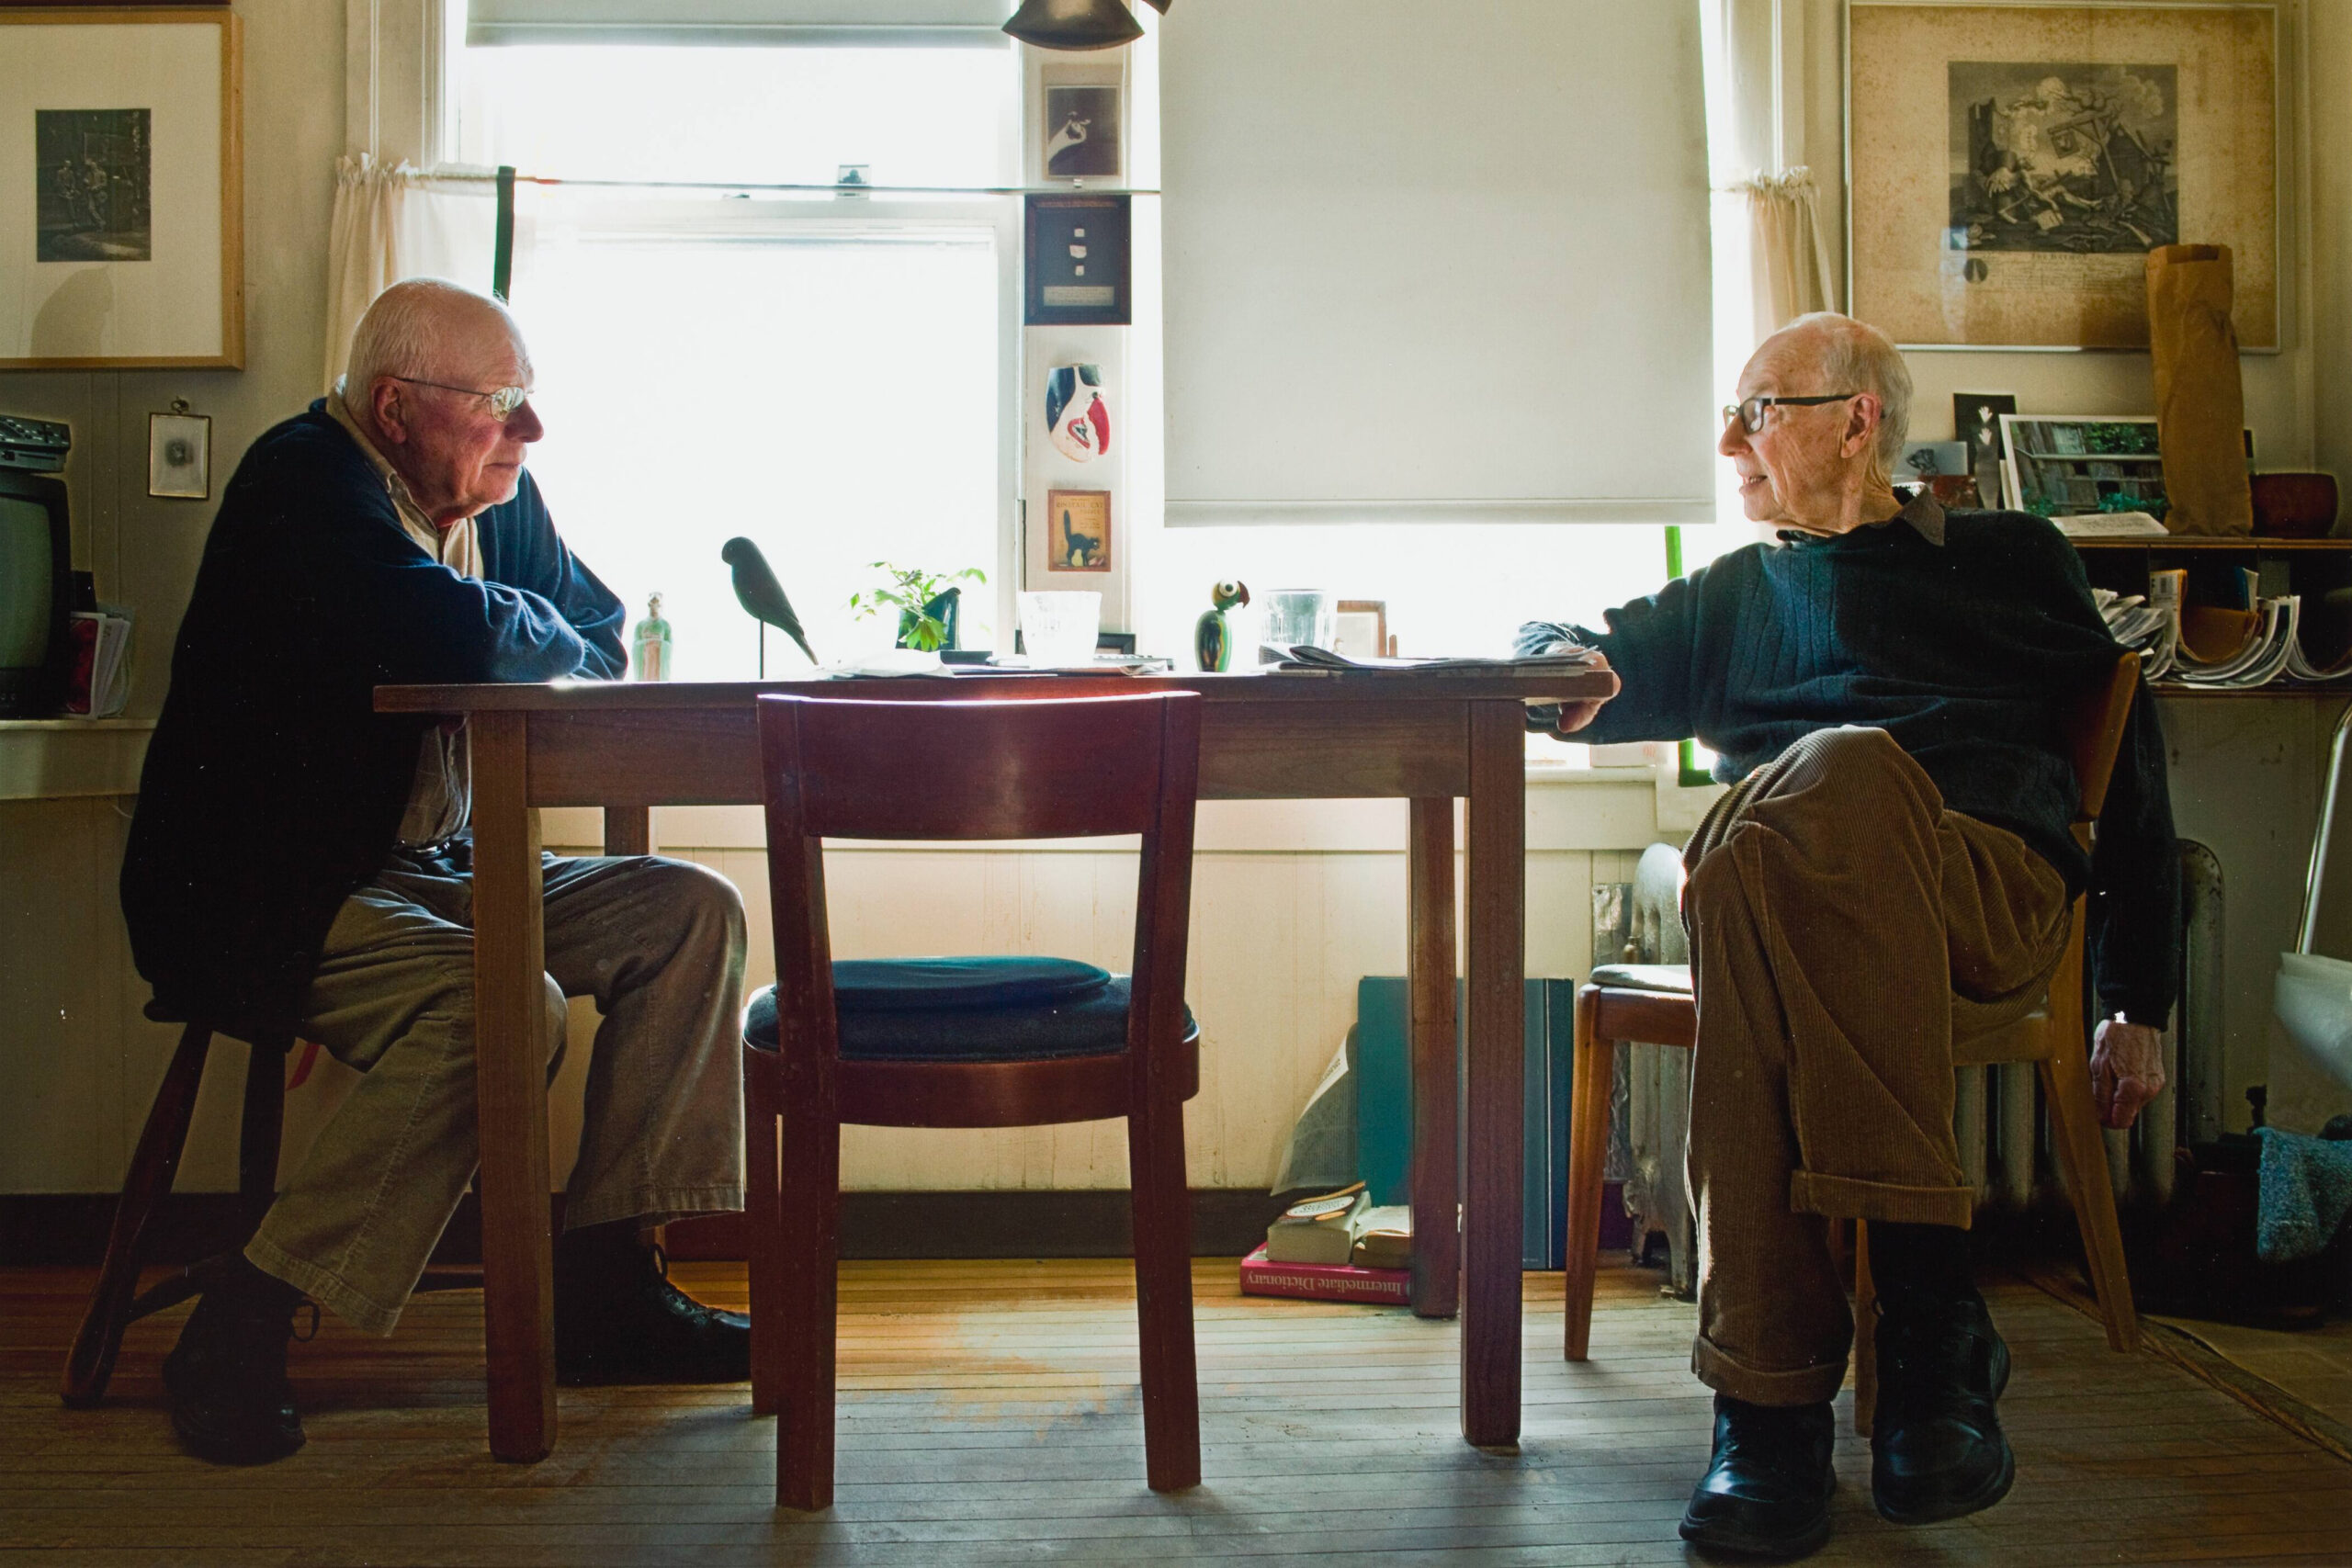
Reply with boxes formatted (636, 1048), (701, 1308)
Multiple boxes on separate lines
(741, 690), (1204, 1510)
(1562, 652), (2146, 1430)
(62, 1010), (292, 1406)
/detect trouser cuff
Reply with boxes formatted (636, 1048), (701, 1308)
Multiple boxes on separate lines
(1790, 1171), (1974, 1229)
(1692, 1332), (1849, 1406)
(244, 1235), (403, 1337)
(562, 1183), (744, 1232)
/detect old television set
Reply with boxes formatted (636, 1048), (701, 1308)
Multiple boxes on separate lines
(0, 468), (72, 717)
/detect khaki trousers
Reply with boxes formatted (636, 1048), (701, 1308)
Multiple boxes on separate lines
(1680, 727), (2069, 1406)
(245, 851), (748, 1335)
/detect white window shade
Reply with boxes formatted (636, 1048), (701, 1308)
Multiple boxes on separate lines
(1159, 1), (1716, 525)
(467, 0), (1012, 48)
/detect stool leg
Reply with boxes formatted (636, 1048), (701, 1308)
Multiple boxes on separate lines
(2038, 1050), (2140, 1353)
(239, 1036), (291, 1234)
(1563, 987), (1611, 1361)
(1853, 1220), (1877, 1438)
(62, 1023), (215, 1406)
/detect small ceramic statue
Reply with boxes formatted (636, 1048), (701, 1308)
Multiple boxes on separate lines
(631, 592), (673, 682)
(1194, 580), (1249, 672)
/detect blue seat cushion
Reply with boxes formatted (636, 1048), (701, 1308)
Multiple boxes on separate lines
(743, 957), (1194, 1063)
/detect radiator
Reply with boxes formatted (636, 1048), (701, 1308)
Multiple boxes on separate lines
(1592, 840), (2217, 1278)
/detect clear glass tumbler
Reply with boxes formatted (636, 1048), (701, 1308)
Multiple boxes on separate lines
(1017, 591), (1102, 667)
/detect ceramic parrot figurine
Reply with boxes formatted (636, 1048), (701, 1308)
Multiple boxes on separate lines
(1194, 580), (1249, 672)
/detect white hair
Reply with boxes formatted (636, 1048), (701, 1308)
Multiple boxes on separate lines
(342, 277), (515, 402)
(1785, 310), (1912, 484)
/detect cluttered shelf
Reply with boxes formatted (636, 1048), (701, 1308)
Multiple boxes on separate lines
(2072, 537), (2352, 552)
(2072, 536), (2352, 693)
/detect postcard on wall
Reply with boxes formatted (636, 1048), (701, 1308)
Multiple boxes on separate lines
(1044, 84), (1121, 181)
(1045, 489), (1111, 572)
(1848, 4), (2277, 349)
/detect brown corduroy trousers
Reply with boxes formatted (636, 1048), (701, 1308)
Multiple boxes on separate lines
(1680, 726), (2071, 1406)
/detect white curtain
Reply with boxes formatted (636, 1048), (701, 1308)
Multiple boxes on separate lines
(1732, 166), (1837, 338)
(322, 155), (503, 395)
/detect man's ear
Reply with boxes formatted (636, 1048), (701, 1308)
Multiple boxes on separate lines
(366, 378), (410, 447)
(1842, 394), (1881, 460)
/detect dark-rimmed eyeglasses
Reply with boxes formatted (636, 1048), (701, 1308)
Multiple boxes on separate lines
(392, 377), (533, 420)
(1721, 393), (1857, 435)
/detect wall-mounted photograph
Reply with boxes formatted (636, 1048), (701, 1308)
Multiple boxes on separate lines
(38, 108), (152, 263)
(1045, 488), (1111, 571)
(1849, 3), (2276, 349)
(1044, 84), (1121, 180)
(147, 405), (209, 500)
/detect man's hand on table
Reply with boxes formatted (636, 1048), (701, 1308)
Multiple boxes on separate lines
(2091, 1017), (2165, 1129)
(1545, 649), (1612, 735)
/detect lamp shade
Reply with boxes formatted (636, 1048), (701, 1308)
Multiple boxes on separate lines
(1003, 0), (1140, 49)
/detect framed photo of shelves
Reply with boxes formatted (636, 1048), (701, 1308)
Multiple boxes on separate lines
(1999, 413), (2253, 519)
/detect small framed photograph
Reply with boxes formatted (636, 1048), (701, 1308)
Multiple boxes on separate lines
(1334, 600), (1392, 659)
(1044, 84), (1121, 180)
(1899, 441), (1972, 480)
(1025, 194), (1131, 326)
(1045, 488), (1111, 571)
(147, 408), (210, 500)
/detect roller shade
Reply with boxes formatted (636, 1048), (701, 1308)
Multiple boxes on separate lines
(468, 0), (1013, 48)
(1159, 1), (1716, 525)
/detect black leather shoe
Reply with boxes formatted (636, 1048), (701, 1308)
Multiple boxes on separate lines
(1679, 1395), (1837, 1559)
(161, 1257), (308, 1465)
(554, 1227), (750, 1386)
(1871, 1288), (2014, 1525)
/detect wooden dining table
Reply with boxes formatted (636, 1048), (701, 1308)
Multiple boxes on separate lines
(375, 666), (1616, 1463)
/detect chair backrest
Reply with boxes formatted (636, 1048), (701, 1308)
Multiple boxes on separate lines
(2066, 649), (2143, 836)
(755, 691), (1204, 1066)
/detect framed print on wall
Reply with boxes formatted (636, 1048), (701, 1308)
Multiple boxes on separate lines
(1847, 3), (2276, 350)
(1044, 489), (1111, 571)
(0, 7), (244, 369)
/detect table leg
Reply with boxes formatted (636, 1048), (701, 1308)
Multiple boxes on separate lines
(1461, 702), (1524, 1448)
(1407, 797), (1459, 1319)
(470, 712), (557, 1462)
(604, 803), (652, 858)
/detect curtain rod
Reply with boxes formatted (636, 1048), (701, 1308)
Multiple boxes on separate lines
(422, 166), (1159, 197)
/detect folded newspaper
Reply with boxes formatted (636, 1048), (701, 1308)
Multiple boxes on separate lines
(1268, 641), (1600, 674)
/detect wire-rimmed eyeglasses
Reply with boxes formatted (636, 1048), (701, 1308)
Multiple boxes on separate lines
(1721, 393), (1857, 435)
(392, 377), (533, 420)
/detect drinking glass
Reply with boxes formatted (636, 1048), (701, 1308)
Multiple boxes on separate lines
(1017, 591), (1102, 667)
(1261, 589), (1337, 657)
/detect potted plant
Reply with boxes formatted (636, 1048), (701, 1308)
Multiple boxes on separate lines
(850, 561), (987, 652)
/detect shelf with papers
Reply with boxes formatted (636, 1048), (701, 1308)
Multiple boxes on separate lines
(2073, 537), (2352, 693)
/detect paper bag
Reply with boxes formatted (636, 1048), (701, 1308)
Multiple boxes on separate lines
(2147, 243), (2252, 536)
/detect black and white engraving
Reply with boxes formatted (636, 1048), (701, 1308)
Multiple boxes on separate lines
(37, 108), (153, 263)
(1044, 85), (1120, 180)
(1948, 63), (2177, 254)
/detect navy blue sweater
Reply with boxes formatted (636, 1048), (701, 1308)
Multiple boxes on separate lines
(122, 408), (624, 1033)
(1521, 502), (2177, 1026)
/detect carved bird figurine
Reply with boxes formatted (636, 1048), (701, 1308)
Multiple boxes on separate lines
(719, 536), (818, 666)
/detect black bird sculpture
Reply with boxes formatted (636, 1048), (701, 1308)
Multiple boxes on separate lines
(719, 536), (818, 669)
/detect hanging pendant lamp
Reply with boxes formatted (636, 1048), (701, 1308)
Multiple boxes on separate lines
(1002, 0), (1143, 50)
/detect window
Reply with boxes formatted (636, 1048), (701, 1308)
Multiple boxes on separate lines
(452, 41), (1019, 677)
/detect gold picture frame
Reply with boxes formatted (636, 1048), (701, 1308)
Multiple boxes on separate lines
(1847, 3), (2276, 350)
(0, 6), (243, 368)
(1045, 489), (1111, 571)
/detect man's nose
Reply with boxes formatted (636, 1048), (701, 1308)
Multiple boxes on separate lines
(1717, 415), (1747, 458)
(509, 401), (544, 443)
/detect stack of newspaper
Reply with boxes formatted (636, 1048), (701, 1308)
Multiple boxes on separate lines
(1268, 643), (1600, 674)
(2096, 570), (2352, 688)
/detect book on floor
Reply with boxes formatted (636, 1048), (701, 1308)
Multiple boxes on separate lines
(1238, 1246), (1412, 1305)
(1261, 1181), (1367, 1265)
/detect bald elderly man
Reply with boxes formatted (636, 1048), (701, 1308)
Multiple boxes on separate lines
(122, 279), (750, 1464)
(1522, 312), (2177, 1558)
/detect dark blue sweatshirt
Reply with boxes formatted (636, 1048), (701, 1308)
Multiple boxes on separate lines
(1520, 496), (2178, 1027)
(122, 407), (624, 1033)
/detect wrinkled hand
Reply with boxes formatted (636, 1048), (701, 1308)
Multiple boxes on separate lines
(2090, 1018), (2165, 1130)
(1547, 649), (1613, 735)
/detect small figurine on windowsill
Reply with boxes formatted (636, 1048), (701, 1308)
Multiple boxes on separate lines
(1194, 580), (1249, 672)
(631, 592), (673, 682)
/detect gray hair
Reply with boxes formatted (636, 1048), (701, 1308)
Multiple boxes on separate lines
(342, 277), (514, 402)
(1785, 310), (1912, 484)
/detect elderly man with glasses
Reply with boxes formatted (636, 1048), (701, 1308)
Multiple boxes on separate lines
(1521, 311), (2177, 1559)
(122, 278), (751, 1465)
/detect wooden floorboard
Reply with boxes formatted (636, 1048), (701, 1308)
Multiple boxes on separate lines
(3, 1259), (2348, 1564)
